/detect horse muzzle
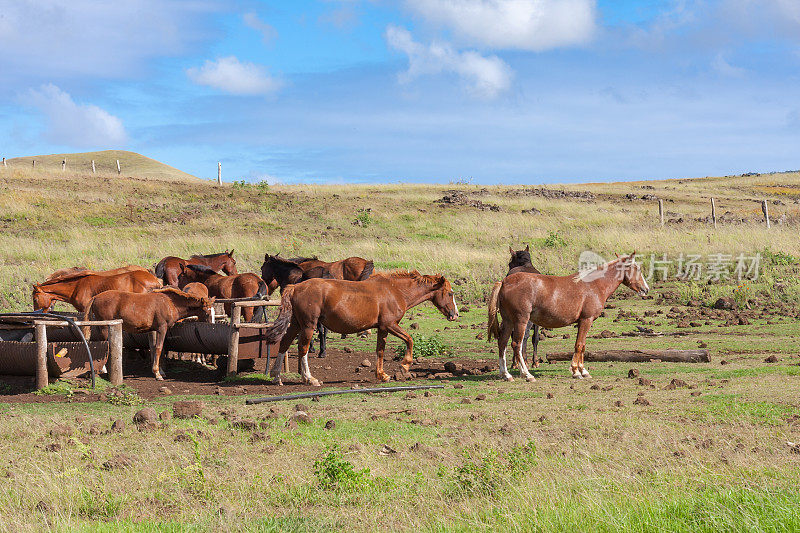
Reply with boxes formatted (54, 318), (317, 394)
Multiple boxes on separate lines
(447, 312), (459, 321)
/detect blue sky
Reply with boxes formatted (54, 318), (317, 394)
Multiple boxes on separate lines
(1, 0), (798, 184)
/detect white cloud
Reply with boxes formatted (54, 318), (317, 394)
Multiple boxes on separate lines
(712, 53), (746, 77)
(243, 12), (278, 44)
(386, 25), (512, 98)
(187, 56), (281, 96)
(404, 0), (597, 51)
(22, 84), (127, 148)
(0, 0), (217, 80)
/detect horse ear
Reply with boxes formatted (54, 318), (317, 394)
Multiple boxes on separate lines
(525, 244), (530, 252)
(614, 252), (619, 258)
(229, 249), (234, 257)
(508, 246), (515, 255)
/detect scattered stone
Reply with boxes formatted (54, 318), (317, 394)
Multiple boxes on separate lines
(690, 322), (702, 328)
(289, 411), (312, 425)
(602, 385), (614, 392)
(690, 391), (701, 397)
(294, 403), (310, 413)
(324, 420), (336, 430)
(599, 330), (615, 338)
(405, 392), (417, 399)
(158, 386), (172, 395)
(433, 372), (453, 379)
(764, 355), (779, 363)
(638, 378), (652, 387)
(361, 359), (371, 368)
(312, 396), (320, 402)
(410, 323), (419, 330)
(424, 391), (431, 397)
(460, 398), (472, 405)
(133, 408), (157, 426)
(102, 454), (134, 470)
(44, 443), (61, 452)
(628, 368), (640, 378)
(720, 360), (729, 365)
(173, 400), (203, 419)
(713, 297), (736, 310)
(590, 384), (600, 390)
(614, 400), (624, 407)
(475, 394), (487, 401)
(633, 397), (651, 406)
(546, 392), (554, 399)
(49, 424), (74, 438)
(670, 378), (689, 388)
(444, 361), (463, 373)
(250, 432), (268, 442)
(453, 383), (464, 389)
(159, 410), (172, 421)
(677, 320), (691, 328)
(111, 419), (125, 432)
(379, 444), (398, 456)
(343, 347), (353, 353)
(233, 419), (258, 431)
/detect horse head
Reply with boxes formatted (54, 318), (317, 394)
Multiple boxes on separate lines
(32, 284), (54, 312)
(261, 254), (304, 289)
(617, 252), (649, 297)
(508, 244), (532, 270)
(431, 277), (459, 321)
(220, 250), (238, 275)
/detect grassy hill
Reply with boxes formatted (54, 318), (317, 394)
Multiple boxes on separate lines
(1, 163), (799, 311)
(5, 150), (201, 182)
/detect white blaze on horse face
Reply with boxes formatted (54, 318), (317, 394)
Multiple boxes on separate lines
(209, 307), (216, 324)
(453, 295), (459, 318)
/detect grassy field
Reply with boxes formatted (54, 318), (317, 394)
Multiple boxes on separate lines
(1, 164), (799, 531)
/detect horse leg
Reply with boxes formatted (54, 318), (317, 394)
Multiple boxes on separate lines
(386, 324), (413, 377)
(271, 322), (299, 385)
(297, 327), (322, 387)
(497, 319), (513, 381)
(151, 327), (168, 380)
(531, 324), (540, 368)
(512, 320), (536, 382)
(375, 329), (390, 382)
(317, 323), (327, 358)
(572, 318), (594, 379)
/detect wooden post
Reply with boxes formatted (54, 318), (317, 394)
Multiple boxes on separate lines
(108, 321), (123, 385)
(2, 157), (6, 168)
(217, 161), (222, 185)
(227, 305), (242, 376)
(658, 198), (664, 227)
(711, 197), (717, 229)
(116, 159), (121, 175)
(32, 160), (35, 169)
(35, 323), (48, 390)
(61, 159), (66, 172)
(762, 200), (770, 229)
(91, 160), (96, 173)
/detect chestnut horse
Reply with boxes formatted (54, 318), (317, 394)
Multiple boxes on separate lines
(44, 264), (147, 282)
(260, 270), (459, 386)
(177, 265), (267, 321)
(154, 250), (237, 287)
(83, 288), (215, 380)
(488, 253), (649, 381)
(33, 270), (161, 312)
(289, 255), (373, 282)
(507, 245), (542, 368)
(260, 254), (335, 357)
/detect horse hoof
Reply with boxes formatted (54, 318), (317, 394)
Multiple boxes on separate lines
(378, 373), (391, 383)
(525, 376), (536, 382)
(317, 353), (326, 359)
(308, 378), (322, 387)
(582, 372), (592, 379)
(572, 373), (583, 379)
(502, 375), (514, 382)
(154, 374), (164, 381)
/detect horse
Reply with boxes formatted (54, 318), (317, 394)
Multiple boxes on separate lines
(289, 255), (373, 282)
(32, 270), (162, 312)
(44, 264), (147, 283)
(177, 265), (267, 321)
(507, 245), (542, 368)
(259, 270), (459, 386)
(83, 288), (215, 380)
(260, 254), (335, 357)
(488, 252), (649, 381)
(154, 250), (237, 287)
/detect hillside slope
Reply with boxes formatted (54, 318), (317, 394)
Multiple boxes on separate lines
(5, 150), (201, 182)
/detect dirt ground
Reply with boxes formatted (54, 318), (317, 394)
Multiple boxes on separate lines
(0, 347), (500, 403)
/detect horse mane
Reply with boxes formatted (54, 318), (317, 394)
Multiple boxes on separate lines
(190, 251), (230, 259)
(269, 255), (304, 268)
(287, 256), (318, 263)
(379, 269), (445, 286)
(187, 264), (219, 275)
(154, 286), (209, 305)
(573, 256), (633, 282)
(44, 267), (90, 282)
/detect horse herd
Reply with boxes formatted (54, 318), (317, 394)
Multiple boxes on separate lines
(29, 248), (649, 385)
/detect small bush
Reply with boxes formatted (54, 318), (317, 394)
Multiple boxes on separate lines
(313, 446), (370, 492)
(106, 388), (144, 406)
(354, 208), (372, 228)
(761, 247), (796, 266)
(542, 232), (567, 248)
(395, 334), (450, 359)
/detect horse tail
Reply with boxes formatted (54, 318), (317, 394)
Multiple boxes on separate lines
(154, 258), (167, 285)
(487, 281), (503, 342)
(261, 285), (295, 343)
(253, 278), (269, 322)
(358, 260), (374, 281)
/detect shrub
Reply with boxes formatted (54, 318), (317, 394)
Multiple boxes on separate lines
(313, 446), (370, 492)
(395, 334), (450, 359)
(354, 208), (372, 228)
(761, 247), (796, 266)
(543, 232), (567, 248)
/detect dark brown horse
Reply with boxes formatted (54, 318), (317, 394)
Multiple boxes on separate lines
(289, 255), (373, 282)
(83, 288), (215, 380)
(260, 270), (459, 386)
(260, 254), (335, 357)
(177, 265), (267, 321)
(154, 250), (237, 287)
(507, 245), (542, 368)
(33, 270), (162, 312)
(488, 253), (649, 381)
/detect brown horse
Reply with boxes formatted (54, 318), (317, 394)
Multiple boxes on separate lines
(177, 265), (267, 321)
(154, 250), (237, 287)
(33, 270), (162, 312)
(507, 245), (542, 368)
(83, 288), (215, 380)
(260, 270), (459, 386)
(488, 253), (649, 381)
(289, 255), (373, 282)
(44, 264), (147, 282)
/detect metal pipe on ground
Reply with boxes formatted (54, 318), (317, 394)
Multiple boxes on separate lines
(245, 384), (446, 405)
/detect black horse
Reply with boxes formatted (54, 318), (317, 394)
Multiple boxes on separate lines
(260, 254), (333, 357)
(507, 245), (543, 368)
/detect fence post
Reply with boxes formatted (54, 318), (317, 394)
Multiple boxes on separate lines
(32, 160), (35, 169)
(227, 305), (242, 376)
(62, 159), (66, 172)
(658, 199), (664, 227)
(92, 160), (96, 173)
(116, 159), (121, 175)
(762, 200), (770, 229)
(2, 157), (6, 168)
(711, 198), (717, 229)
(108, 321), (123, 385)
(35, 324), (48, 390)
(217, 161), (222, 185)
